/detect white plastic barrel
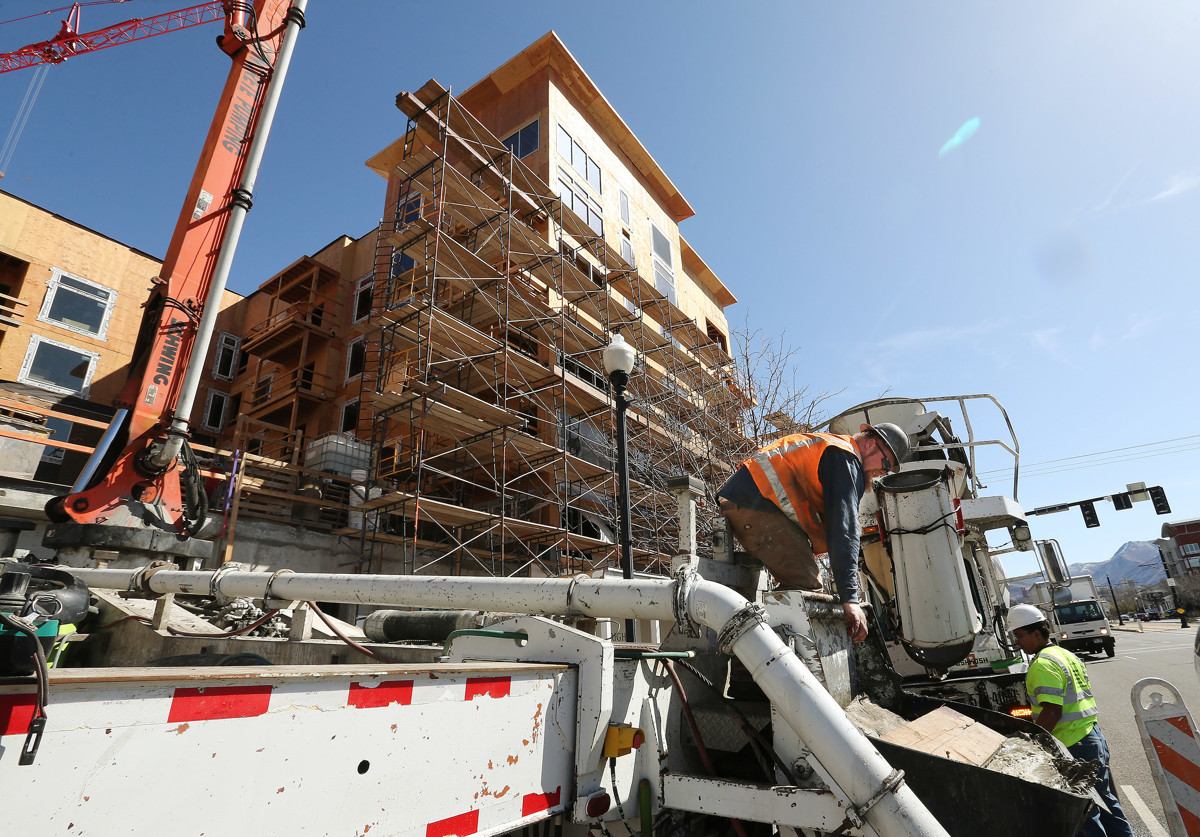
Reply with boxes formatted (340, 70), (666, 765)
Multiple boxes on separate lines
(876, 467), (982, 669)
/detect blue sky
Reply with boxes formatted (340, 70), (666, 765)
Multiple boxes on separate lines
(1, 1), (1196, 578)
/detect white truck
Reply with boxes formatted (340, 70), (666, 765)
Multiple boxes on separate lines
(1029, 575), (1116, 658)
(0, 470), (1098, 837)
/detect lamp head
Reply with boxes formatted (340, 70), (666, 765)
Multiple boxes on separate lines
(603, 333), (637, 378)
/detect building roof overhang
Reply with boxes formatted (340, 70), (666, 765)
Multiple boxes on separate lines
(459, 31), (696, 223)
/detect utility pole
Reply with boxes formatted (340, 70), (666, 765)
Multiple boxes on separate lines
(1106, 574), (1124, 625)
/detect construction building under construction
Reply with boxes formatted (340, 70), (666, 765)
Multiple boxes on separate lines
(0, 33), (751, 588)
(206, 32), (747, 582)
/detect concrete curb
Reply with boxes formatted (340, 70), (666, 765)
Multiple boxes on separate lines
(1111, 621), (1193, 633)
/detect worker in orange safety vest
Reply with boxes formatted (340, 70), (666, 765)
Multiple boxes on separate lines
(717, 423), (910, 642)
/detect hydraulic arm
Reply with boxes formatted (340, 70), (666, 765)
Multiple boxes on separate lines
(43, 0), (307, 564)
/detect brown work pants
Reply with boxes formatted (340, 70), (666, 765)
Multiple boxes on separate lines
(718, 498), (821, 590)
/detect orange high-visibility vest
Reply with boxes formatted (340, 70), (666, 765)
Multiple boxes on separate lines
(741, 432), (861, 554)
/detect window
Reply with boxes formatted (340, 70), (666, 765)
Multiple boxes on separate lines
(391, 252), (416, 280)
(398, 193), (422, 225)
(354, 274), (373, 323)
(619, 189), (630, 225)
(502, 119), (540, 159)
(251, 373), (274, 406)
(650, 222), (676, 305)
(39, 416), (72, 465)
(346, 337), (366, 382)
(620, 230), (635, 266)
(557, 167), (604, 236)
(202, 390), (231, 432)
(212, 332), (240, 381)
(38, 269), (117, 339)
(1183, 543), (1200, 556)
(340, 399), (360, 434)
(19, 334), (99, 395)
(556, 126), (601, 193)
(706, 319), (729, 353)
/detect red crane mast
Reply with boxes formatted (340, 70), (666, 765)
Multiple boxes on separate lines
(0, 2), (238, 74)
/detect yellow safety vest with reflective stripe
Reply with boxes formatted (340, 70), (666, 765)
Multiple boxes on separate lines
(1026, 644), (1098, 746)
(742, 432), (860, 554)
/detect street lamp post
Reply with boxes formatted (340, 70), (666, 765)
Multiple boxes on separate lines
(602, 333), (637, 643)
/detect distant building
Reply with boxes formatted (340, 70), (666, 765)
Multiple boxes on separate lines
(1159, 518), (1200, 578)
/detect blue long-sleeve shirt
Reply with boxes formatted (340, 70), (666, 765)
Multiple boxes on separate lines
(816, 447), (866, 605)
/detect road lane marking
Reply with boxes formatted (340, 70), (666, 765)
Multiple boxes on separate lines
(1121, 784), (1168, 837)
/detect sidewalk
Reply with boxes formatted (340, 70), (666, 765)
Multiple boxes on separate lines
(1111, 619), (1194, 633)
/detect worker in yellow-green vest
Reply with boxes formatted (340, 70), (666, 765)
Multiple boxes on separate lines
(1007, 603), (1134, 837)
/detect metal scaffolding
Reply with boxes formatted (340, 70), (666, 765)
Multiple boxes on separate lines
(340, 80), (749, 581)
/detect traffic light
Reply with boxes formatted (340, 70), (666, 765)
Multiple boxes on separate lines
(1111, 492), (1132, 511)
(1079, 501), (1100, 528)
(1149, 486), (1172, 515)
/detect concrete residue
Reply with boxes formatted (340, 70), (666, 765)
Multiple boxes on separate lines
(843, 697), (1089, 792)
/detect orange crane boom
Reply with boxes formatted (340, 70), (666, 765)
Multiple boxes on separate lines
(36, 0), (308, 564)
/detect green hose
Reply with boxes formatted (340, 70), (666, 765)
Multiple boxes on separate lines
(639, 778), (653, 837)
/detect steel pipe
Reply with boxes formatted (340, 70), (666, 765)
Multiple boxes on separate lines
(68, 565), (947, 837)
(150, 0), (309, 468)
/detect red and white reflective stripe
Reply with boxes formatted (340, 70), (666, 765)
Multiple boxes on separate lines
(423, 787), (563, 837)
(0, 671), (524, 736)
(1148, 715), (1200, 834)
(0, 694), (36, 736)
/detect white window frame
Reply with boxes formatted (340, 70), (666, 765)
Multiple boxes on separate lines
(212, 332), (241, 381)
(619, 189), (631, 225)
(1183, 543), (1200, 556)
(37, 268), (117, 340)
(649, 222), (676, 304)
(201, 389), (231, 432)
(620, 230), (635, 266)
(345, 336), (366, 383)
(353, 273), (373, 323)
(18, 334), (100, 396)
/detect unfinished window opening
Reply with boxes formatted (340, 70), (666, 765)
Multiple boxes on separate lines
(38, 269), (117, 339)
(346, 337), (366, 382)
(502, 119), (540, 159)
(202, 390), (230, 432)
(252, 373), (274, 407)
(705, 319), (728, 353)
(18, 334), (99, 395)
(340, 400), (360, 434)
(212, 332), (240, 381)
(39, 415), (73, 465)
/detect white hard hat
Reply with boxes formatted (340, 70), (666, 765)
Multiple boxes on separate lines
(1006, 603), (1047, 633)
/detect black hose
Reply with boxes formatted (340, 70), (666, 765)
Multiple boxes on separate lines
(180, 440), (208, 536)
(0, 611), (49, 765)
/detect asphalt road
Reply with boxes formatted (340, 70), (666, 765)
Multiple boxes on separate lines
(1075, 620), (1198, 837)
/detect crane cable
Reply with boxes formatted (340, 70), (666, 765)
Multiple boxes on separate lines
(0, 63), (48, 178)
